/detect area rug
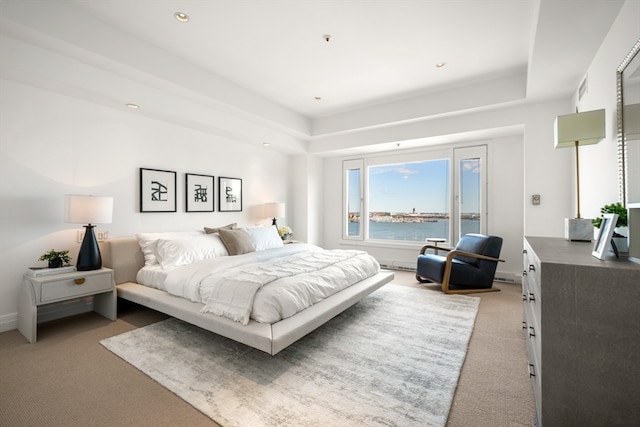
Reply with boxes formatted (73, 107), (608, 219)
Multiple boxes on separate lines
(101, 284), (479, 427)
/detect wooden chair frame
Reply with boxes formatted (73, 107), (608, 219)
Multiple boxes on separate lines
(416, 244), (505, 294)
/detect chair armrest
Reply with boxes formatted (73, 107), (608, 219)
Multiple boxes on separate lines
(419, 244), (454, 255)
(445, 250), (505, 263)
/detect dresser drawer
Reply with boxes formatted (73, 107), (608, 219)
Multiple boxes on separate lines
(39, 273), (113, 303)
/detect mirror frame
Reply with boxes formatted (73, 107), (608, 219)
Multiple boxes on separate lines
(617, 39), (640, 207)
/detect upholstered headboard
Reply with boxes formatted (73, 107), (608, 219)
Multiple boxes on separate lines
(102, 238), (145, 285)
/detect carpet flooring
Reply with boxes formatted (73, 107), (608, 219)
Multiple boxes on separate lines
(101, 284), (480, 427)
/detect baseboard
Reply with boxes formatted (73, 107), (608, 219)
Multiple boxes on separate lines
(494, 271), (522, 284)
(0, 313), (17, 333)
(0, 298), (95, 334)
(378, 260), (416, 271)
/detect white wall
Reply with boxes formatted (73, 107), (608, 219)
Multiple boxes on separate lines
(0, 79), (295, 330)
(578, 0), (640, 215)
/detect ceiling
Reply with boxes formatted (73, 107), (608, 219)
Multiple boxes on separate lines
(0, 0), (626, 154)
(74, 0), (535, 119)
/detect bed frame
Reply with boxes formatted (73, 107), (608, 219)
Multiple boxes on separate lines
(103, 238), (394, 355)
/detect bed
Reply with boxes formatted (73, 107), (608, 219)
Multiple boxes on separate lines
(102, 228), (394, 355)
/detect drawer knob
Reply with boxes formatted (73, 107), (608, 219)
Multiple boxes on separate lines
(529, 363), (536, 378)
(522, 271), (527, 276)
(74, 278), (85, 285)
(529, 326), (536, 338)
(528, 264), (536, 272)
(528, 292), (536, 302)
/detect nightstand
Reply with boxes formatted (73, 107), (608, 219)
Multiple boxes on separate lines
(18, 268), (116, 343)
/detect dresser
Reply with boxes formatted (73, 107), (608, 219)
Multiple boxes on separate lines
(522, 237), (640, 427)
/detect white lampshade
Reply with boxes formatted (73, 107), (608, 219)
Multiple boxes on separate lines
(264, 202), (285, 219)
(64, 195), (113, 224)
(554, 109), (606, 148)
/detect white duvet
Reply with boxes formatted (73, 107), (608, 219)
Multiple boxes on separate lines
(162, 243), (380, 325)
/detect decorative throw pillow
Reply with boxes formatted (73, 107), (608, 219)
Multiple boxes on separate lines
(135, 231), (204, 266)
(153, 234), (230, 269)
(218, 228), (255, 255)
(204, 223), (237, 234)
(244, 226), (284, 251)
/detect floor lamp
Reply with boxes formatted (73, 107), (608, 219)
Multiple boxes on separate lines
(554, 109), (605, 241)
(65, 195), (113, 271)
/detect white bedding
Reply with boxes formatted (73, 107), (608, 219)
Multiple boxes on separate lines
(154, 243), (380, 325)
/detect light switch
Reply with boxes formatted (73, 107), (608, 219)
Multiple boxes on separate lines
(532, 194), (541, 205)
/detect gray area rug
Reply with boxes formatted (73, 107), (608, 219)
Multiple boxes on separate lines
(101, 284), (479, 427)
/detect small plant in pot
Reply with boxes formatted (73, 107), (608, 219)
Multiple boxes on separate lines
(592, 202), (628, 235)
(38, 249), (71, 268)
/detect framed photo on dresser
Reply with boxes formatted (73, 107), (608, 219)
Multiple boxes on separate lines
(592, 213), (618, 259)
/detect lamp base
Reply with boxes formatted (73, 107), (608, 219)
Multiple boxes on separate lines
(77, 225), (102, 271)
(564, 218), (593, 242)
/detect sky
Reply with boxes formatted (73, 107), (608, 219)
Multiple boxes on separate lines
(349, 158), (480, 214)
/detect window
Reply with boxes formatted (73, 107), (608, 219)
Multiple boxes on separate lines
(343, 159), (363, 239)
(368, 158), (450, 242)
(343, 146), (487, 245)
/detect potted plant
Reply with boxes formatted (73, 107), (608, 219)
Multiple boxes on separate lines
(38, 249), (71, 268)
(592, 202), (628, 252)
(277, 226), (293, 241)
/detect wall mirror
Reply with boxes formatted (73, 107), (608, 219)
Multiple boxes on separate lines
(617, 39), (640, 206)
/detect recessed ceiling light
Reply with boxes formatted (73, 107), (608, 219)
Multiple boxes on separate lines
(436, 62), (446, 68)
(314, 96), (322, 101)
(263, 142), (270, 146)
(323, 34), (332, 42)
(126, 103), (139, 109)
(174, 12), (189, 22)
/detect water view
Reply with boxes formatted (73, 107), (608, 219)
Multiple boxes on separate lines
(349, 219), (480, 242)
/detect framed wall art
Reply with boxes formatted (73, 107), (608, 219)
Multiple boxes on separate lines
(140, 168), (177, 212)
(186, 173), (214, 212)
(218, 177), (242, 212)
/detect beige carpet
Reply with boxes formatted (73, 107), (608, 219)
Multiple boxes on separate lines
(101, 284), (479, 427)
(0, 271), (535, 426)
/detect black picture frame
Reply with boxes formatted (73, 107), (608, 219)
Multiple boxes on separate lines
(218, 177), (242, 212)
(185, 173), (215, 212)
(140, 168), (177, 212)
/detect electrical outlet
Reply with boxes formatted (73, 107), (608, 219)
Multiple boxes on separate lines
(76, 229), (110, 242)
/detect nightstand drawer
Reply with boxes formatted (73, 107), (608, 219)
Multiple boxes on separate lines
(40, 273), (113, 303)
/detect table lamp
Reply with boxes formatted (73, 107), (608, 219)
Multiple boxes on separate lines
(64, 195), (113, 270)
(554, 108), (605, 241)
(264, 202), (285, 228)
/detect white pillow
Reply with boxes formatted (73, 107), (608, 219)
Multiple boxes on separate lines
(153, 234), (229, 269)
(135, 231), (204, 266)
(244, 226), (284, 251)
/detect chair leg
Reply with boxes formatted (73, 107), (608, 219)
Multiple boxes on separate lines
(416, 273), (433, 284)
(443, 287), (501, 295)
(441, 273), (501, 294)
